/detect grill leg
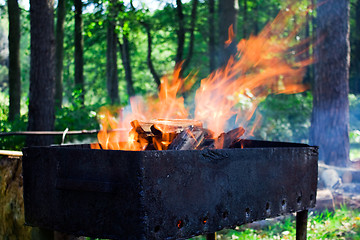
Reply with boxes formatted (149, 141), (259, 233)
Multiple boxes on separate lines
(296, 210), (308, 240)
(31, 227), (54, 240)
(206, 232), (216, 240)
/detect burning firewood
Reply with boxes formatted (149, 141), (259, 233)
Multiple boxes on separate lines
(130, 120), (152, 150)
(213, 127), (245, 149)
(168, 126), (214, 150)
(129, 119), (244, 151)
(139, 119), (203, 150)
(150, 124), (178, 150)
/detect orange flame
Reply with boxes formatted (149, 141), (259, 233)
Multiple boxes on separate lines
(92, 5), (313, 151)
(225, 24), (235, 47)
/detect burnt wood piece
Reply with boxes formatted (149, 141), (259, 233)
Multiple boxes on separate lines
(130, 120), (152, 148)
(22, 140), (318, 240)
(214, 127), (245, 149)
(168, 127), (213, 150)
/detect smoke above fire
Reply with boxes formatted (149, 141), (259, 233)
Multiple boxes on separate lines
(92, 4), (313, 151)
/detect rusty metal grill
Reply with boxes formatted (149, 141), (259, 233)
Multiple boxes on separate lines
(22, 140), (318, 240)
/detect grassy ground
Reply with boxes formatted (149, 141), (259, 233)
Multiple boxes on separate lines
(86, 206), (360, 240)
(191, 206), (360, 240)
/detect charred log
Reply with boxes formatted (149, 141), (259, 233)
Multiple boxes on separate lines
(168, 126), (214, 150)
(214, 127), (245, 149)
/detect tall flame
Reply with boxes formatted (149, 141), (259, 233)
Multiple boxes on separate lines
(92, 5), (313, 151)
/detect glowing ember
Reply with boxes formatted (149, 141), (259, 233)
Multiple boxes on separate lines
(92, 5), (312, 151)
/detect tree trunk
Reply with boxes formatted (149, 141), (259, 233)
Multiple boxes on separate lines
(106, 20), (120, 105)
(175, 0), (185, 65)
(242, 0), (247, 38)
(74, 0), (84, 104)
(310, 0), (350, 167)
(118, 36), (135, 97)
(180, 0), (198, 75)
(353, 0), (360, 93)
(218, 0), (238, 67)
(143, 22), (161, 87)
(208, 0), (216, 72)
(253, 1), (259, 35)
(27, 0), (55, 146)
(303, 10), (311, 85)
(54, 0), (66, 109)
(7, 0), (21, 121)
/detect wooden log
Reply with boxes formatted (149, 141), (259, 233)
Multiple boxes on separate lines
(168, 127), (214, 150)
(130, 120), (152, 150)
(214, 127), (245, 149)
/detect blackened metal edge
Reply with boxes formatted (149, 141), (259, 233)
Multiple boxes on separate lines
(22, 141), (319, 240)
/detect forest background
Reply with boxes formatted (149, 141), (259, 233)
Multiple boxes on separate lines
(0, 0), (358, 167)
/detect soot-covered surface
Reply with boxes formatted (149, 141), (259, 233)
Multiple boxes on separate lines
(22, 140), (318, 240)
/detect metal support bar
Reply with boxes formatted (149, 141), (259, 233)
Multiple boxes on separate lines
(206, 232), (216, 240)
(0, 128), (127, 137)
(296, 210), (308, 240)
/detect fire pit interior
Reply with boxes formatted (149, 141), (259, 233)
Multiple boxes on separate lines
(22, 139), (318, 240)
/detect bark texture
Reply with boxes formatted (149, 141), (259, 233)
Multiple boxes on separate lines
(310, 0), (350, 166)
(218, 0), (238, 67)
(208, 0), (216, 72)
(27, 0), (55, 147)
(74, 0), (84, 104)
(54, 0), (66, 109)
(118, 36), (135, 97)
(242, 0), (247, 38)
(181, 0), (198, 75)
(106, 21), (120, 105)
(352, 0), (360, 93)
(253, 1), (259, 35)
(175, 0), (185, 65)
(7, 0), (21, 121)
(143, 22), (161, 87)
(0, 156), (32, 240)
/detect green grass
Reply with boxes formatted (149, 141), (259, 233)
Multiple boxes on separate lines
(85, 206), (360, 240)
(191, 206), (360, 240)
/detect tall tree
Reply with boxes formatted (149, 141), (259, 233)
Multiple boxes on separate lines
(74, 0), (84, 104)
(106, 20), (120, 104)
(54, 0), (66, 109)
(310, 0), (350, 166)
(174, 0), (199, 77)
(208, 0), (216, 72)
(253, 0), (259, 35)
(27, 0), (55, 145)
(242, 0), (247, 38)
(143, 22), (161, 87)
(7, 0), (21, 121)
(218, 0), (238, 67)
(175, 0), (185, 66)
(180, 0), (198, 75)
(118, 35), (135, 97)
(352, 0), (360, 93)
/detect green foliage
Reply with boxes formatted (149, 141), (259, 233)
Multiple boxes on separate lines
(54, 90), (101, 144)
(253, 92), (313, 143)
(0, 93), (27, 150)
(0, 89), (102, 150)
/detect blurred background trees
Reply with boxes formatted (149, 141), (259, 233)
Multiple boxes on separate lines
(0, 0), (358, 167)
